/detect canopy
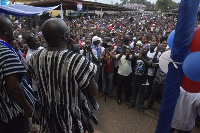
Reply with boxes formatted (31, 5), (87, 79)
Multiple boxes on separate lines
(0, 4), (59, 16)
(156, 0), (200, 132)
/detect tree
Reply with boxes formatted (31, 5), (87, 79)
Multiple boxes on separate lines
(156, 0), (179, 10)
(111, 0), (113, 5)
(120, 0), (128, 5)
(114, 2), (120, 6)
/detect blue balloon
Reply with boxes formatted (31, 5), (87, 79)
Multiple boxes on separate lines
(167, 30), (175, 49)
(183, 52), (200, 82)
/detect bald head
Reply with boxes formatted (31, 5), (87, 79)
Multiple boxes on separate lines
(41, 18), (70, 47)
(0, 16), (13, 42)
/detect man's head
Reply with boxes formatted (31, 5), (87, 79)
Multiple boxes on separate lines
(26, 34), (41, 50)
(160, 36), (168, 48)
(92, 36), (100, 46)
(123, 35), (130, 46)
(0, 16), (13, 42)
(85, 40), (91, 47)
(41, 18), (70, 47)
(9, 39), (18, 52)
(141, 45), (149, 57)
(150, 42), (156, 52)
(106, 42), (112, 52)
(137, 33), (142, 40)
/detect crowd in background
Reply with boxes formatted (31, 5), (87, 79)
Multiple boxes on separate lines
(3, 11), (200, 133)
(10, 12), (175, 109)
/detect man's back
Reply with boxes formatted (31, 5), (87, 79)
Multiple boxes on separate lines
(28, 48), (97, 132)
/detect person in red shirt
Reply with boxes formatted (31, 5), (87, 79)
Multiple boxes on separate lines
(100, 42), (116, 97)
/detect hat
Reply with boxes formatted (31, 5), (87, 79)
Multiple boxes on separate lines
(92, 36), (101, 43)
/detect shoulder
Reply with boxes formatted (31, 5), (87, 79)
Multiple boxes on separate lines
(0, 44), (11, 53)
(0, 45), (18, 61)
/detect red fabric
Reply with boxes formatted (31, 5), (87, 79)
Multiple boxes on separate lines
(102, 53), (114, 73)
(112, 43), (117, 50)
(23, 52), (26, 59)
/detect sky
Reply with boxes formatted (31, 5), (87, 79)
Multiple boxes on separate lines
(87, 0), (181, 4)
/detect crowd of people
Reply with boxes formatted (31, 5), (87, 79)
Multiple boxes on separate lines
(0, 11), (199, 133)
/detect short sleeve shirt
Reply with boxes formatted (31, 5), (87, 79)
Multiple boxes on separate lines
(28, 49), (97, 132)
(116, 54), (132, 76)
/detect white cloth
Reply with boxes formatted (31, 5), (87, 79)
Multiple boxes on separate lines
(26, 46), (43, 91)
(171, 87), (200, 131)
(147, 51), (156, 76)
(26, 46), (43, 63)
(92, 36), (101, 43)
(116, 54), (132, 76)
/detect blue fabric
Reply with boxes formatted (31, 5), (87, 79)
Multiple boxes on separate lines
(156, 0), (200, 133)
(0, 4), (59, 16)
(91, 44), (101, 59)
(18, 49), (22, 54)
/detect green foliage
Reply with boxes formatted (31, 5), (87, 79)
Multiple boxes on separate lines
(117, 0), (179, 10)
(156, 0), (179, 10)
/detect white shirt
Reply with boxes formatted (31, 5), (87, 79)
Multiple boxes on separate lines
(171, 87), (200, 131)
(26, 46), (43, 63)
(147, 51), (156, 76)
(116, 54), (132, 76)
(26, 46), (43, 91)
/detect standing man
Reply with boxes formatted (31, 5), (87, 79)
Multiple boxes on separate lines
(109, 35), (132, 105)
(91, 36), (102, 84)
(145, 42), (157, 100)
(0, 16), (33, 133)
(100, 42), (115, 97)
(28, 18), (98, 132)
(80, 39), (98, 63)
(128, 46), (152, 112)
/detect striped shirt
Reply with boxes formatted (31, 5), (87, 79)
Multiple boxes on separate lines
(28, 48), (97, 133)
(0, 44), (26, 123)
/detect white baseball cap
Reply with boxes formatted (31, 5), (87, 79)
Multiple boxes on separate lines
(92, 36), (101, 43)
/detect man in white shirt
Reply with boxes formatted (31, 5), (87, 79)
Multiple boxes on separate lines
(109, 35), (132, 105)
(171, 87), (200, 133)
(25, 34), (43, 63)
(145, 42), (157, 100)
(25, 34), (43, 92)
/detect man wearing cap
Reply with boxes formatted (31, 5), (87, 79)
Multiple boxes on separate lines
(91, 36), (102, 83)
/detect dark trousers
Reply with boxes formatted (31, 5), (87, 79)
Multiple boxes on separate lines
(117, 73), (132, 101)
(170, 128), (191, 133)
(0, 115), (29, 133)
(148, 80), (164, 106)
(145, 75), (155, 99)
(130, 76), (146, 108)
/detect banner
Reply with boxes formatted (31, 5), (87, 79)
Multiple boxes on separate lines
(77, 2), (82, 11)
(1, 0), (10, 5)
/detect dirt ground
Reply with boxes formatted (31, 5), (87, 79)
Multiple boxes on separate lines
(91, 91), (200, 133)
(33, 88), (200, 133)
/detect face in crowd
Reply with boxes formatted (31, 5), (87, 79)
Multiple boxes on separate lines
(26, 35), (41, 50)
(9, 39), (18, 52)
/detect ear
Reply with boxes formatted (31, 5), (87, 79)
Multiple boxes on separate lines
(4, 28), (7, 35)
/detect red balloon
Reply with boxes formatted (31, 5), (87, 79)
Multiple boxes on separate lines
(181, 75), (200, 93)
(190, 26), (200, 52)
